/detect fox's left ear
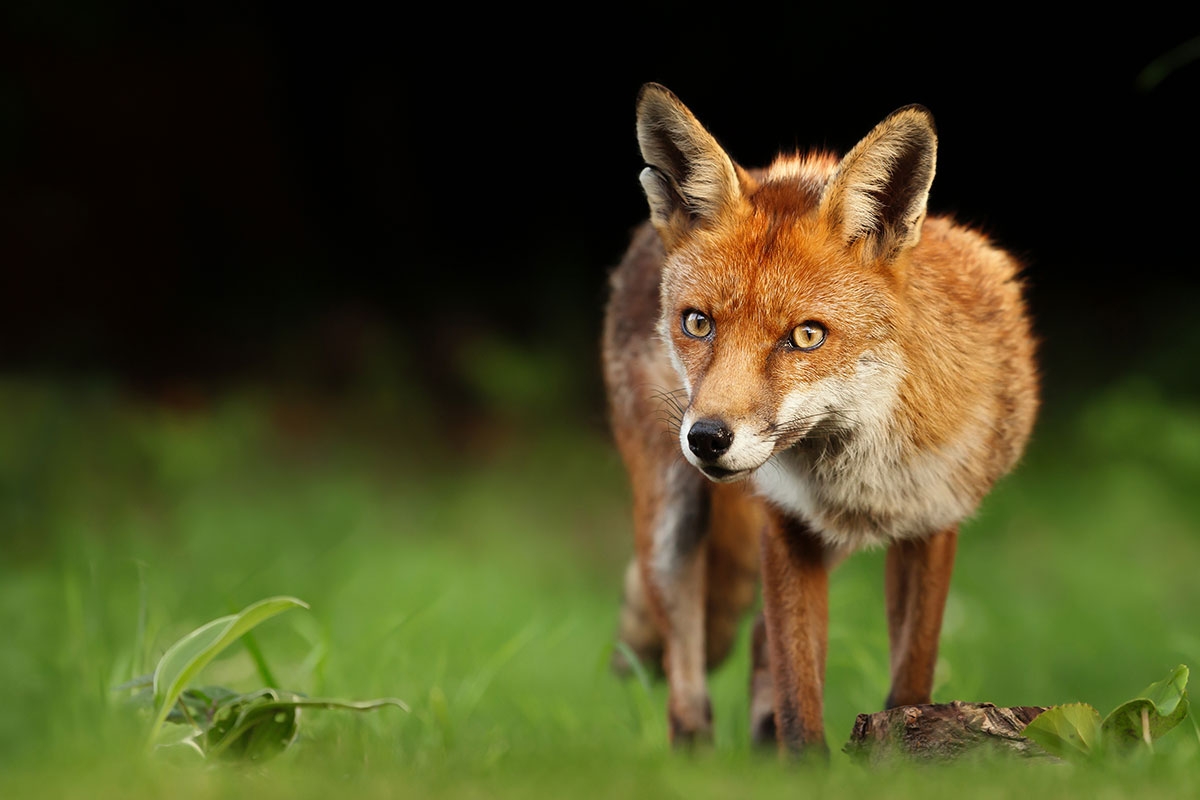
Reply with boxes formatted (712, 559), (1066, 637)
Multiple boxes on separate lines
(820, 105), (937, 262)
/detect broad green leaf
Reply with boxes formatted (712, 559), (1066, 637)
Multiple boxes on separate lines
(146, 596), (308, 749)
(1124, 664), (1188, 717)
(1103, 693), (1190, 748)
(1022, 702), (1103, 761)
(1102, 665), (1190, 747)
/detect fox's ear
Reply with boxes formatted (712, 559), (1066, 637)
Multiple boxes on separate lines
(820, 105), (937, 262)
(636, 83), (745, 244)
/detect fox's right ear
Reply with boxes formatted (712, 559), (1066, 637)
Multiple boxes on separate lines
(819, 105), (937, 263)
(636, 83), (746, 245)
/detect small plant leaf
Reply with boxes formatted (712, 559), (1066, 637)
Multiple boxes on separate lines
(204, 688), (409, 761)
(166, 685), (240, 725)
(153, 721), (205, 757)
(235, 705), (299, 761)
(1101, 665), (1190, 747)
(205, 689), (300, 761)
(277, 694), (411, 714)
(146, 596), (308, 749)
(1022, 702), (1103, 761)
(137, 596), (407, 761)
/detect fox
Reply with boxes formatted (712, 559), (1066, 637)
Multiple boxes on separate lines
(602, 83), (1038, 757)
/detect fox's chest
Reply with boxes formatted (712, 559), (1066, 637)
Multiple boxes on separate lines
(752, 428), (983, 550)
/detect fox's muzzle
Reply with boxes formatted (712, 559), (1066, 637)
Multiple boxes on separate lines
(685, 418), (748, 481)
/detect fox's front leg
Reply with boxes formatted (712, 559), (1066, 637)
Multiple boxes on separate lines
(758, 510), (831, 758)
(632, 460), (713, 744)
(884, 527), (958, 708)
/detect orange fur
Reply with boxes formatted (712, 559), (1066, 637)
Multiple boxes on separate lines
(604, 84), (1038, 754)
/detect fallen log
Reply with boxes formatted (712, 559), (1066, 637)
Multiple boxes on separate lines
(844, 701), (1052, 764)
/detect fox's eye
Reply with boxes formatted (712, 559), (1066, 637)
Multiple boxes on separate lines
(790, 321), (826, 351)
(681, 310), (713, 339)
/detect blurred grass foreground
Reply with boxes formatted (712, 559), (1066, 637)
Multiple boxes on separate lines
(2, 346), (1200, 797)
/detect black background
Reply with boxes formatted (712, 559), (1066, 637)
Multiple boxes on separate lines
(3, 5), (1198, 414)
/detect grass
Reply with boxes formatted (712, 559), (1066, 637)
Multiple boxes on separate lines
(1, 368), (1198, 798)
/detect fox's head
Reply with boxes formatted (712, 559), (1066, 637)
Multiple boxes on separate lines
(636, 83), (938, 483)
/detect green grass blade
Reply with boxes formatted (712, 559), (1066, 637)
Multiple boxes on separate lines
(455, 621), (539, 715)
(239, 630), (279, 689)
(611, 641), (654, 698)
(610, 641), (665, 745)
(133, 560), (149, 677)
(146, 596), (309, 750)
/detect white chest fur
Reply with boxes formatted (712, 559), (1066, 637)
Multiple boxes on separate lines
(751, 351), (986, 550)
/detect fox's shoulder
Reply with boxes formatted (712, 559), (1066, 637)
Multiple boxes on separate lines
(917, 214), (1020, 266)
(910, 214), (1029, 315)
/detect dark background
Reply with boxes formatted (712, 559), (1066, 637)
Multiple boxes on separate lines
(3, 5), (1198, 424)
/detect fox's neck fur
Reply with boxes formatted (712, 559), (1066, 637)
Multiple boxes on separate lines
(750, 336), (987, 551)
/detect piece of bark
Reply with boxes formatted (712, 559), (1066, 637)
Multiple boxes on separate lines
(844, 701), (1052, 764)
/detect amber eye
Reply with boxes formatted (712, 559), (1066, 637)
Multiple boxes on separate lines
(681, 310), (713, 339)
(790, 321), (826, 351)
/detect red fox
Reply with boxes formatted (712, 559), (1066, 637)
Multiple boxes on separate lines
(603, 83), (1038, 756)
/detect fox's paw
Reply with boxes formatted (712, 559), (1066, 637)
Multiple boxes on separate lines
(750, 705), (777, 748)
(668, 696), (713, 748)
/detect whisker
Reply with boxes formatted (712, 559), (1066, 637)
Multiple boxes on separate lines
(858, 354), (904, 372)
(647, 384), (689, 438)
(764, 409), (856, 440)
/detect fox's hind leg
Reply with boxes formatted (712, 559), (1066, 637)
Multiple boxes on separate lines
(614, 497), (760, 684)
(627, 459), (714, 744)
(610, 444), (714, 744)
(604, 356), (713, 740)
(748, 612), (776, 745)
(616, 478), (764, 744)
(612, 557), (664, 678)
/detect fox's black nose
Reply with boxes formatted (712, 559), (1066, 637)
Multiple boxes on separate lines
(687, 419), (733, 461)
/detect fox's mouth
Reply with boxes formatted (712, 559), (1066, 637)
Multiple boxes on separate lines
(699, 465), (749, 482)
